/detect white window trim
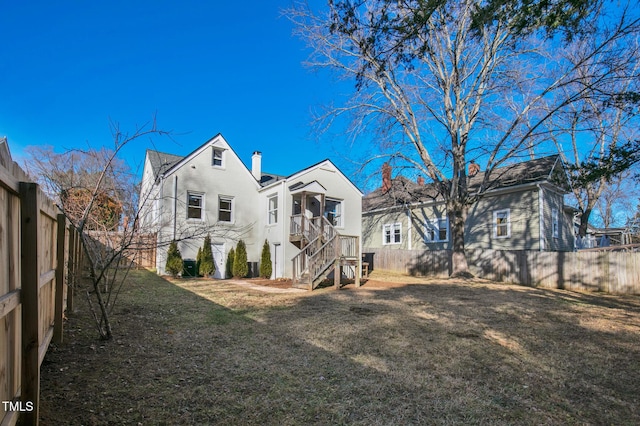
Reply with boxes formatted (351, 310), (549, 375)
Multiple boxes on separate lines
(268, 194), (278, 225)
(325, 197), (344, 228)
(212, 148), (226, 168)
(493, 209), (511, 239)
(425, 217), (449, 243)
(552, 208), (559, 239)
(218, 196), (234, 223)
(382, 223), (402, 245)
(187, 191), (205, 221)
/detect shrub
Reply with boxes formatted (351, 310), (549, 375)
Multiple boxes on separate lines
(226, 247), (235, 279)
(199, 234), (216, 277)
(196, 247), (202, 277)
(165, 240), (183, 277)
(232, 240), (248, 278)
(260, 240), (272, 278)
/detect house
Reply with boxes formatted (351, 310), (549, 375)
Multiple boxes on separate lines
(138, 134), (363, 289)
(362, 155), (575, 253)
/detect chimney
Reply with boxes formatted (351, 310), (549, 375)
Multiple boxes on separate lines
(251, 151), (262, 181)
(417, 176), (425, 186)
(382, 163), (392, 192)
(468, 159), (480, 177)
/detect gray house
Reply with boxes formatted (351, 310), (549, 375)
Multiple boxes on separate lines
(138, 134), (363, 288)
(362, 155), (575, 253)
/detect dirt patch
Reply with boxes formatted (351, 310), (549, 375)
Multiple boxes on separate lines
(39, 269), (640, 425)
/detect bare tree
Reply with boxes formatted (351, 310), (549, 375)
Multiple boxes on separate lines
(550, 34), (640, 237)
(287, 0), (640, 276)
(25, 118), (174, 339)
(26, 119), (254, 339)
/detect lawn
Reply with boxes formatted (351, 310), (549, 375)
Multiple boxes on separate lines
(40, 269), (640, 425)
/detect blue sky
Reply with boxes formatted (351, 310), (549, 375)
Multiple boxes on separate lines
(0, 1), (360, 182)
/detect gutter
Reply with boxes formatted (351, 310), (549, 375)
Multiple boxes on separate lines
(173, 175), (178, 241)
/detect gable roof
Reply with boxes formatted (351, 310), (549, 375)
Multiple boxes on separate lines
(146, 149), (183, 177)
(363, 155), (568, 211)
(0, 137), (12, 169)
(278, 158), (363, 196)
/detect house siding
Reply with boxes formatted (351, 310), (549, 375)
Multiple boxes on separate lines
(541, 188), (574, 252)
(363, 186), (574, 253)
(465, 189), (541, 251)
(363, 208), (410, 250)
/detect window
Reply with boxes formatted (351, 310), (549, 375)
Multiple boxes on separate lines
(552, 208), (559, 238)
(324, 198), (343, 227)
(383, 223), (402, 245)
(218, 196), (233, 222)
(425, 218), (448, 242)
(212, 148), (224, 167)
(493, 209), (510, 238)
(187, 192), (203, 220)
(268, 195), (278, 224)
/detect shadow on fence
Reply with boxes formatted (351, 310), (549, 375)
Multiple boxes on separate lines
(365, 247), (640, 295)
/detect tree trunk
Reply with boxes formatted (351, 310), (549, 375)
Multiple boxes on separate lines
(449, 200), (473, 278)
(578, 208), (592, 238)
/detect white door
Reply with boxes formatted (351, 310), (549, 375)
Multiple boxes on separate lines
(273, 243), (283, 279)
(212, 243), (225, 279)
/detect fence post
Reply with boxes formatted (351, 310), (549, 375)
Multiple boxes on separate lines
(20, 182), (40, 425)
(67, 226), (75, 313)
(54, 214), (67, 344)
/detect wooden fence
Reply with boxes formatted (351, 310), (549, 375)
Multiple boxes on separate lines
(1, 150), (83, 425)
(365, 247), (640, 294)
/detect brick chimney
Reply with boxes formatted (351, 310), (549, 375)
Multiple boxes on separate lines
(468, 159), (480, 177)
(251, 151), (262, 181)
(417, 176), (425, 186)
(382, 163), (392, 192)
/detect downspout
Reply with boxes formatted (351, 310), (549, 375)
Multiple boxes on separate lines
(406, 206), (412, 250)
(158, 175), (164, 272)
(173, 175), (178, 241)
(538, 184), (545, 251)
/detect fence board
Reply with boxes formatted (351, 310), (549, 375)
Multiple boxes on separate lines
(1, 144), (81, 425)
(19, 182), (40, 425)
(365, 247), (640, 295)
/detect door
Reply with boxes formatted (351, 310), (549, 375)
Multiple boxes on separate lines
(212, 243), (225, 279)
(273, 243), (283, 279)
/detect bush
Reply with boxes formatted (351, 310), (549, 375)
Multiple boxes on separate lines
(196, 247), (202, 277)
(199, 234), (216, 277)
(232, 240), (248, 278)
(260, 240), (272, 278)
(165, 241), (183, 277)
(226, 247), (235, 279)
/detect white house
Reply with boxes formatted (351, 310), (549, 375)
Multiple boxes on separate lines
(138, 134), (363, 289)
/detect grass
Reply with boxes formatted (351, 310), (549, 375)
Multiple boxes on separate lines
(40, 269), (640, 425)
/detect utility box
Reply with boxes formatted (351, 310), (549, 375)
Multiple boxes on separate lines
(183, 259), (197, 277)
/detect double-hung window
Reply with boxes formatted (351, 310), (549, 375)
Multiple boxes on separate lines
(212, 148), (224, 167)
(425, 218), (448, 242)
(187, 192), (204, 220)
(493, 209), (511, 238)
(268, 195), (278, 224)
(218, 196), (233, 222)
(383, 223), (402, 245)
(552, 208), (559, 238)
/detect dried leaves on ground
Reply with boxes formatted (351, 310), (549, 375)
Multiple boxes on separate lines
(40, 270), (640, 425)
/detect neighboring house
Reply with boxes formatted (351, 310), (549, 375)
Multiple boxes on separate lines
(362, 155), (575, 253)
(138, 134), (362, 288)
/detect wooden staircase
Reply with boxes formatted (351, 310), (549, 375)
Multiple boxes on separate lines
(291, 215), (360, 290)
